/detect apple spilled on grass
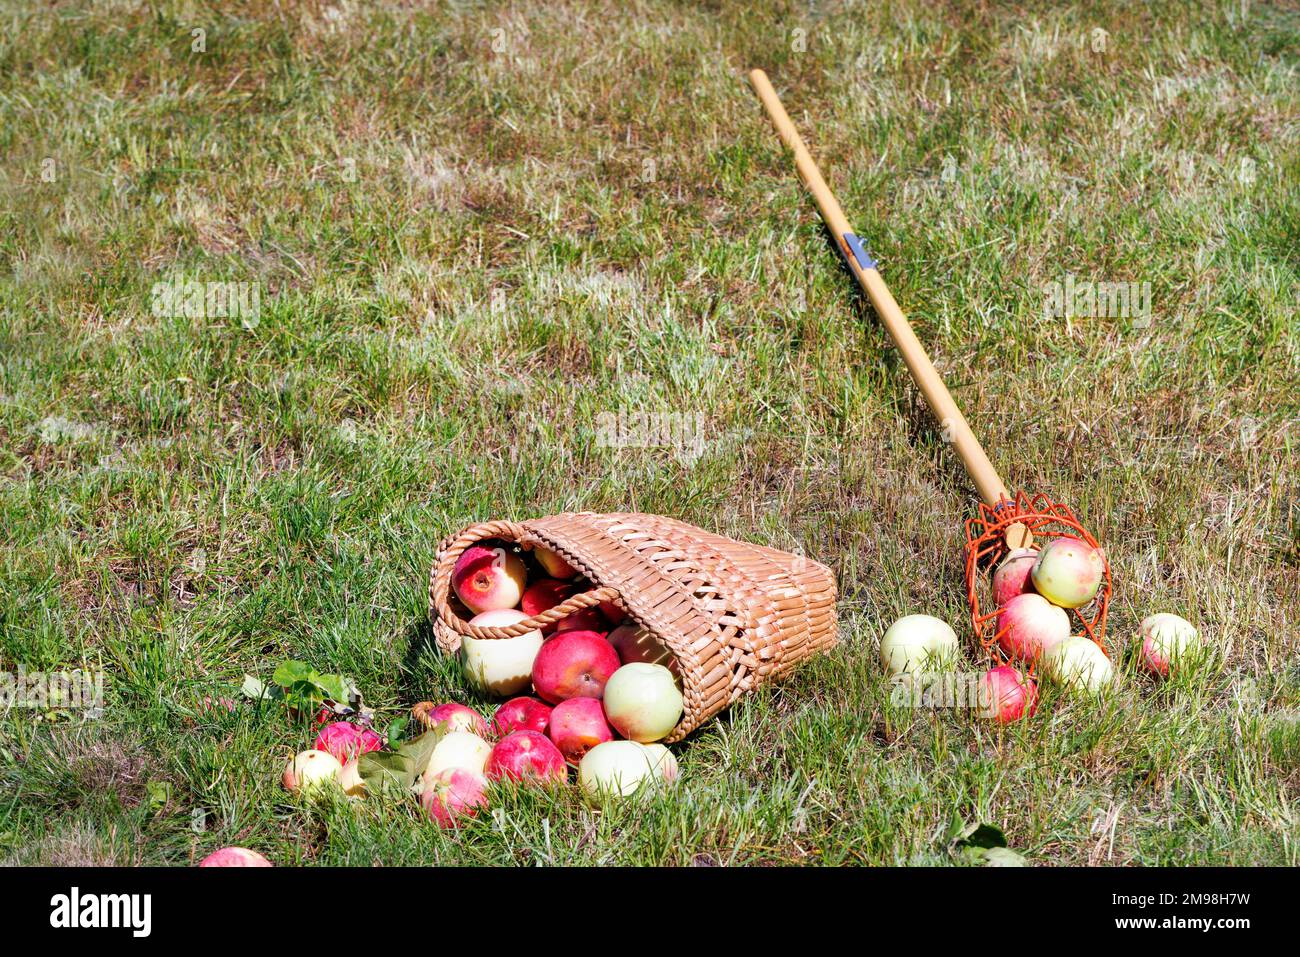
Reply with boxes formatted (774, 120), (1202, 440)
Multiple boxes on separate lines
(414, 701), (489, 738)
(1138, 613), (1199, 676)
(579, 740), (673, 798)
(486, 730), (567, 784)
(282, 749), (342, 796)
(199, 847), (273, 867)
(548, 697), (614, 764)
(338, 759), (367, 797)
(879, 614), (959, 677)
(491, 696), (552, 736)
(421, 768), (489, 827)
(314, 721), (383, 765)
(980, 665), (1038, 723)
(1042, 636), (1114, 693)
(275, 542), (687, 829)
(423, 730), (493, 781)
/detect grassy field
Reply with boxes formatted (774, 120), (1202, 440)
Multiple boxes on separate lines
(1, 0), (1296, 866)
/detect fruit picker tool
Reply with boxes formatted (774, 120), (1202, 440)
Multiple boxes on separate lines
(748, 69), (1111, 657)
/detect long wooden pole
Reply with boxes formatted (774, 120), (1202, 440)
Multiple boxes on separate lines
(749, 69), (1029, 547)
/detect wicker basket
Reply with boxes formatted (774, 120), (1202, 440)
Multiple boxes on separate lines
(428, 512), (838, 742)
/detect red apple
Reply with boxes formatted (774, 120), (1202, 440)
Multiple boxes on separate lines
(553, 607), (608, 635)
(547, 697), (614, 765)
(991, 547), (1038, 608)
(521, 579), (579, 635)
(599, 599), (626, 626)
(534, 546), (577, 579)
(451, 542), (527, 615)
(421, 768), (489, 828)
(415, 702), (488, 739)
(607, 623), (678, 674)
(531, 630), (621, 704)
(996, 592), (1071, 662)
(491, 696), (553, 737)
(485, 730), (567, 785)
(979, 665), (1038, 723)
(313, 722), (384, 764)
(521, 579), (577, 618)
(199, 847), (273, 867)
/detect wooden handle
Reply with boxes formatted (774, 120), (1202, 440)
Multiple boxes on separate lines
(749, 69), (1029, 548)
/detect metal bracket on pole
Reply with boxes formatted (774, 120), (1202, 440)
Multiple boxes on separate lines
(842, 233), (877, 271)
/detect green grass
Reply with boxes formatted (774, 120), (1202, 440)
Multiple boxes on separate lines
(1, 0), (1296, 866)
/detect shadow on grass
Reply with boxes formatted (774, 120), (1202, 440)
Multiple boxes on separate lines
(397, 613), (501, 712)
(397, 615), (439, 706)
(812, 220), (975, 506)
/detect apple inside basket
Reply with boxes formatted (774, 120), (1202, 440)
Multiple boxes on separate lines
(428, 512), (838, 743)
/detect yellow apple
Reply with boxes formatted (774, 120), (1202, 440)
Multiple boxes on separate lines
(461, 609), (544, 696)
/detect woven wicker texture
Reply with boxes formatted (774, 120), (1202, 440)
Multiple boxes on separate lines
(428, 512), (838, 742)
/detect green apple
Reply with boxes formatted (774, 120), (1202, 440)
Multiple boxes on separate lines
(637, 742), (679, 784)
(337, 759), (367, 798)
(1031, 536), (1104, 608)
(1042, 636), (1114, 693)
(282, 749), (342, 795)
(579, 740), (663, 798)
(880, 614), (959, 677)
(602, 663), (683, 743)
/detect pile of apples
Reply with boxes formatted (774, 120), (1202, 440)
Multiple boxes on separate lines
(989, 534), (1112, 697)
(880, 534), (1200, 722)
(281, 541), (687, 827)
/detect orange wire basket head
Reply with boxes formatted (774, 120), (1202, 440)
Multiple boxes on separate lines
(964, 492), (1112, 667)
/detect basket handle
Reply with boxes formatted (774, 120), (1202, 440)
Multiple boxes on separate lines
(430, 520), (621, 640)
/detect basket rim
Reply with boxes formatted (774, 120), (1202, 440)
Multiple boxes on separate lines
(429, 519), (621, 640)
